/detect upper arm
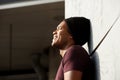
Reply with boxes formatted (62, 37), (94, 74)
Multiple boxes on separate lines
(64, 70), (82, 80)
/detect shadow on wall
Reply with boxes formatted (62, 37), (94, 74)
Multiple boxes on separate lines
(31, 47), (49, 80)
(31, 46), (61, 80)
(90, 52), (100, 80)
(88, 23), (100, 80)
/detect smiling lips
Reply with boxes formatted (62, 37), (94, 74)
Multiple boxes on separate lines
(52, 35), (57, 41)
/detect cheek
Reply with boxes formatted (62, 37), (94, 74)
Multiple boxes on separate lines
(59, 34), (69, 43)
(61, 32), (70, 39)
(56, 31), (69, 43)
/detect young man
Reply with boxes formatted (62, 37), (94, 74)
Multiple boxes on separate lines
(51, 17), (92, 80)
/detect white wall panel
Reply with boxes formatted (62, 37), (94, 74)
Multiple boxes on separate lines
(65, 0), (120, 80)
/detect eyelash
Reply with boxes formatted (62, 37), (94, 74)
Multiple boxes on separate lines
(57, 27), (62, 30)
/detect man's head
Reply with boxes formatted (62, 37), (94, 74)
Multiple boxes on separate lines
(51, 17), (90, 49)
(51, 21), (73, 49)
(65, 17), (90, 46)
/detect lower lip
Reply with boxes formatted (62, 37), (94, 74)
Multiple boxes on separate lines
(52, 37), (57, 41)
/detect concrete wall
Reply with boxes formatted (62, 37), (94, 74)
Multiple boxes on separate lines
(65, 0), (120, 80)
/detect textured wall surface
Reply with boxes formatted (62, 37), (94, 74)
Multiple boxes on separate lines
(65, 0), (120, 80)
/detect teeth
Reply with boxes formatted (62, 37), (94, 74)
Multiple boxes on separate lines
(53, 37), (56, 39)
(54, 35), (57, 38)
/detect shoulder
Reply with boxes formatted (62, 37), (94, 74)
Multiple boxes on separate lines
(63, 45), (89, 61)
(68, 45), (85, 51)
(66, 45), (88, 56)
(62, 45), (91, 72)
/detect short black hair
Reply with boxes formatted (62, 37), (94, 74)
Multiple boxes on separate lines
(64, 17), (90, 46)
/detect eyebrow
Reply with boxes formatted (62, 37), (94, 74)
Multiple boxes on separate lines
(57, 26), (62, 29)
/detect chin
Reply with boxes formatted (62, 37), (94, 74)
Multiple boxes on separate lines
(51, 41), (56, 47)
(51, 42), (54, 46)
(51, 42), (59, 48)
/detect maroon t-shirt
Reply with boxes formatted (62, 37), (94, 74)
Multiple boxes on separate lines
(55, 45), (92, 80)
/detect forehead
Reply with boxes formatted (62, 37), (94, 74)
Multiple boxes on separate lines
(57, 21), (68, 29)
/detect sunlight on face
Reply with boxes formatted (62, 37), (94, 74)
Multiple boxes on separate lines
(51, 21), (72, 49)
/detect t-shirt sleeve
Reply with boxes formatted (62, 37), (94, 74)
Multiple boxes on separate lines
(63, 47), (89, 73)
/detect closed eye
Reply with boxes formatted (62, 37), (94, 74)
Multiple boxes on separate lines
(57, 26), (62, 30)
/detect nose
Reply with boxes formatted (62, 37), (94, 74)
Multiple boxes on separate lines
(53, 29), (57, 35)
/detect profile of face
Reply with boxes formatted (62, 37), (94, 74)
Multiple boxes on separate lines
(51, 21), (73, 49)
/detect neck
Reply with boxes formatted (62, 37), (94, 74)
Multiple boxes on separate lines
(59, 38), (75, 57)
(59, 43), (73, 57)
(60, 50), (67, 57)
